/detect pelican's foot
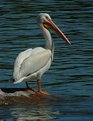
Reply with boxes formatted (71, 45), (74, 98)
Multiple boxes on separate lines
(24, 88), (50, 95)
(36, 90), (50, 95)
(25, 88), (37, 94)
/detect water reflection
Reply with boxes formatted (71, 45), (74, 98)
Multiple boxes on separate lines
(12, 105), (54, 120)
(0, 102), (60, 121)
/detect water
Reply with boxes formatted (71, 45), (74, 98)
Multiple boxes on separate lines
(0, 0), (93, 120)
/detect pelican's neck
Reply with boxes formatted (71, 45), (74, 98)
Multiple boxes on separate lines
(40, 24), (53, 50)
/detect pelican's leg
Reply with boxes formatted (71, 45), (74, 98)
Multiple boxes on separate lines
(37, 79), (42, 92)
(25, 82), (29, 89)
(37, 79), (50, 95)
(25, 82), (35, 92)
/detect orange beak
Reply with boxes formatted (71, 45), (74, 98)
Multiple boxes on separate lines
(43, 18), (71, 45)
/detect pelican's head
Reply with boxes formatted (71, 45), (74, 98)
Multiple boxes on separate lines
(37, 13), (52, 24)
(37, 13), (71, 45)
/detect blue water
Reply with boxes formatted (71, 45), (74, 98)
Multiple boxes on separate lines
(0, 0), (93, 120)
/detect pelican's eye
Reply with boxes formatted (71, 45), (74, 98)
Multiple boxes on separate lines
(46, 16), (48, 19)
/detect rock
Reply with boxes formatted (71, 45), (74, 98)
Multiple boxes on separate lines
(0, 88), (56, 105)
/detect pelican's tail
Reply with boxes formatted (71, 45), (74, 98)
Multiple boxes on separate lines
(14, 77), (26, 84)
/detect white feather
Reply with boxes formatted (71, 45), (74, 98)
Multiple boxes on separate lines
(13, 48), (32, 80)
(13, 47), (52, 83)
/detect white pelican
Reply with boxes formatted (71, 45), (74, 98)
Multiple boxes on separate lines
(13, 13), (71, 94)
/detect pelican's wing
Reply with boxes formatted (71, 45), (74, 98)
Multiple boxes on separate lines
(13, 48), (33, 80)
(20, 47), (51, 77)
(13, 47), (51, 82)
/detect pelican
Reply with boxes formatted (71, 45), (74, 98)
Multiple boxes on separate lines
(13, 13), (71, 94)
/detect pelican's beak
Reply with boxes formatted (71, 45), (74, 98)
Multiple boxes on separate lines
(43, 18), (71, 45)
